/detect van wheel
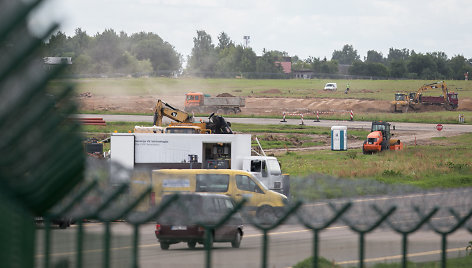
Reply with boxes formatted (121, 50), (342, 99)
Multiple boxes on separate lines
(256, 206), (276, 224)
(160, 242), (170, 250)
(231, 230), (242, 248)
(187, 241), (196, 249)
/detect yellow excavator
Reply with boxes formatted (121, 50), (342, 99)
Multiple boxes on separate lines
(151, 99), (233, 134)
(392, 81), (459, 112)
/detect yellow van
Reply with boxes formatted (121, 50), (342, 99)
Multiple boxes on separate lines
(132, 169), (288, 219)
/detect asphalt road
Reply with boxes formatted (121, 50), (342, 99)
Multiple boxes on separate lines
(37, 191), (472, 268)
(76, 114), (472, 134)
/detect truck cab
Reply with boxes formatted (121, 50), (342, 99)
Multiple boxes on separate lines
(241, 156), (290, 197)
(184, 92), (204, 112)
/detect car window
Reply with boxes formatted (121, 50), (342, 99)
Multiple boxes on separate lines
(196, 174), (229, 192)
(223, 198), (234, 210)
(236, 175), (263, 193)
(202, 197), (217, 212)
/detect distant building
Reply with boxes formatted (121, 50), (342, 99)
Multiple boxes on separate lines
(43, 57), (72, 65)
(275, 57), (292, 74)
(293, 70), (314, 79)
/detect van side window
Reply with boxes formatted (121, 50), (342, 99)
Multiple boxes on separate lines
(236, 175), (263, 193)
(196, 174), (229, 192)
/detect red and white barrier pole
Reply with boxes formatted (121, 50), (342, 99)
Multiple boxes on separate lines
(300, 114), (305, 125)
(350, 110), (354, 121)
(314, 111), (320, 122)
(281, 112), (287, 122)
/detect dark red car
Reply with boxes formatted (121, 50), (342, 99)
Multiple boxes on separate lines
(155, 193), (244, 250)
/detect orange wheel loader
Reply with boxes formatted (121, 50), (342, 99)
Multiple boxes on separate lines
(362, 121), (403, 154)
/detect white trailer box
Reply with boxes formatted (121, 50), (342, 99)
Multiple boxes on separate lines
(110, 133), (289, 195)
(331, 126), (347, 151)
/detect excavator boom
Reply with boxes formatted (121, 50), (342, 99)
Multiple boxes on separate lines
(152, 99), (233, 134)
(153, 99), (193, 126)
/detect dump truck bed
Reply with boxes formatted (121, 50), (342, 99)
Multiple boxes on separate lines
(203, 97), (245, 107)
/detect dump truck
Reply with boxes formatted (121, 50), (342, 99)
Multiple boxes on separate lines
(392, 81), (458, 112)
(184, 92), (245, 114)
(362, 121), (403, 154)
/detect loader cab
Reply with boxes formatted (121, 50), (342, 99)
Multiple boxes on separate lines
(371, 121), (391, 140)
(394, 93), (407, 101)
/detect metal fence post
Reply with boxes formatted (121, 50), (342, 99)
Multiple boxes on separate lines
(298, 202), (352, 268)
(341, 206), (396, 268)
(249, 201), (303, 268)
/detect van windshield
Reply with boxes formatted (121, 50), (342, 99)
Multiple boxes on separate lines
(266, 159), (281, 175)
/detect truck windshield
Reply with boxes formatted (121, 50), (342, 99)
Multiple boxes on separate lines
(266, 159), (281, 175)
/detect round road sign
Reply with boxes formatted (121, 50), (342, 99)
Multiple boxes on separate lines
(436, 124), (443, 131)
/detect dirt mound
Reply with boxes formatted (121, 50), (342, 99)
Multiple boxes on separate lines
(75, 94), (472, 115)
(216, 93), (235, 97)
(459, 98), (472, 110)
(260, 89), (282, 94)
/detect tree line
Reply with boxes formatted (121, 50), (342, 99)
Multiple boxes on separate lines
(330, 44), (472, 80)
(43, 28), (181, 76)
(43, 29), (472, 79)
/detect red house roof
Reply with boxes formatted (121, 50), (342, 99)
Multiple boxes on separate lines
(275, 61), (292, 74)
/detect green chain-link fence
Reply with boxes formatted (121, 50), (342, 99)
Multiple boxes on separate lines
(2, 2), (472, 268)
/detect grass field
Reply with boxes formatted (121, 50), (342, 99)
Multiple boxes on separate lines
(278, 133), (472, 189)
(53, 77), (472, 100)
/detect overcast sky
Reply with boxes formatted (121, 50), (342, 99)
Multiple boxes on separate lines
(35, 0), (472, 63)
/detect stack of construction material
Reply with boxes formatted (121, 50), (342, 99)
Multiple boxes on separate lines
(71, 117), (106, 126)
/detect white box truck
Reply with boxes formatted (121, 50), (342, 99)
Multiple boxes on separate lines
(110, 133), (290, 196)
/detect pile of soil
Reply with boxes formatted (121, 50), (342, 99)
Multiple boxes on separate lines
(260, 89), (282, 94)
(216, 93), (235, 97)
